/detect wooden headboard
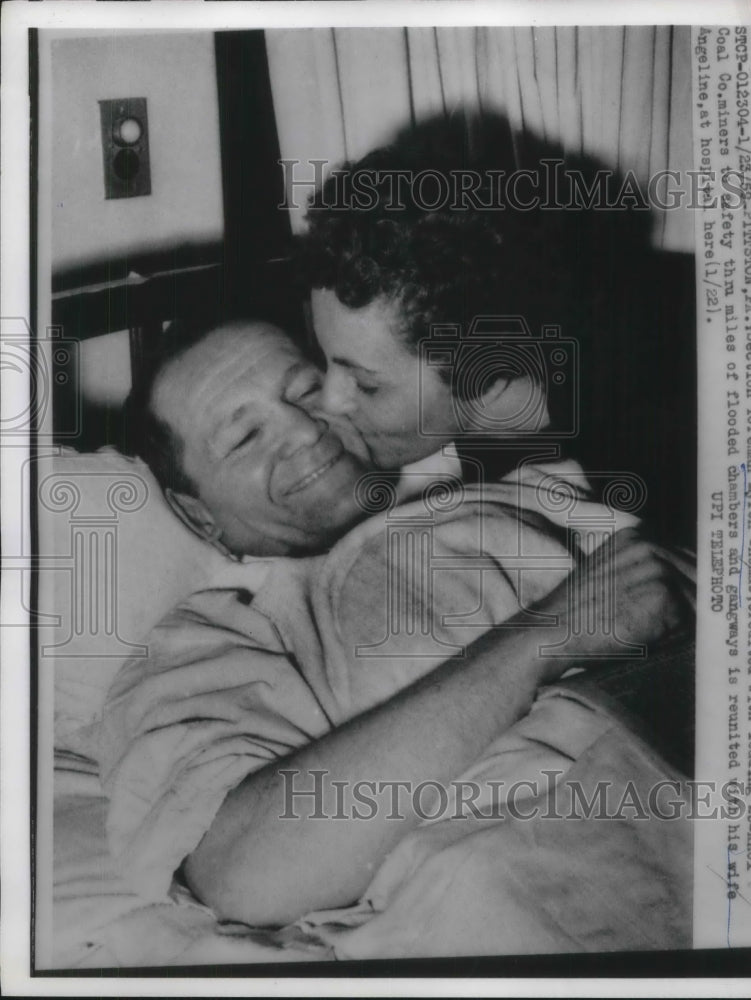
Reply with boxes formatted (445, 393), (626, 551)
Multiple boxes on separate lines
(49, 257), (306, 451)
(52, 262), (226, 387)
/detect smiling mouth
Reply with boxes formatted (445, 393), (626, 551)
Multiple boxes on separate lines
(283, 450), (344, 496)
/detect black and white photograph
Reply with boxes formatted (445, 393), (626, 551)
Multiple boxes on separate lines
(1, 0), (750, 993)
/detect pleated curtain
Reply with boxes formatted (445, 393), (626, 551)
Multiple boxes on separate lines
(266, 25), (693, 251)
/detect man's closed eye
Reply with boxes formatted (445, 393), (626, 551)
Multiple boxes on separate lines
(356, 381), (380, 396)
(232, 427), (259, 451)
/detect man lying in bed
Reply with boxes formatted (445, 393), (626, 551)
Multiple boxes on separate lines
(100, 319), (694, 951)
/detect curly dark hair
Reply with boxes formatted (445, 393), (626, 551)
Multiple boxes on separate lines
(296, 117), (574, 398)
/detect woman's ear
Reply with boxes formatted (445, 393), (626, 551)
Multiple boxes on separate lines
(476, 374), (549, 431)
(477, 373), (512, 411)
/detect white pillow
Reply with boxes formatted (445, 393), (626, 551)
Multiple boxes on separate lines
(39, 448), (234, 756)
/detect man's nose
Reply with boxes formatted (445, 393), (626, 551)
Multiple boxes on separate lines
(278, 404), (325, 457)
(319, 366), (357, 416)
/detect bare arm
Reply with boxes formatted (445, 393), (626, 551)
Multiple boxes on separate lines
(184, 529), (694, 926)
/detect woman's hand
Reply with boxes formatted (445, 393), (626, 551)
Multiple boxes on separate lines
(533, 526), (695, 675)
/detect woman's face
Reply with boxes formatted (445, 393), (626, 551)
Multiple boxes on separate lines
(311, 288), (460, 469)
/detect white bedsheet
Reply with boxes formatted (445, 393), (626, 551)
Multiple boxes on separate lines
(52, 752), (328, 968)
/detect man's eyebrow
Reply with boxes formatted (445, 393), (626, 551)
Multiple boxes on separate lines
(209, 405), (252, 456)
(331, 356), (379, 376)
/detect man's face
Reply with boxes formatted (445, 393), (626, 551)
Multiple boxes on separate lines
(311, 288), (460, 469)
(152, 322), (370, 556)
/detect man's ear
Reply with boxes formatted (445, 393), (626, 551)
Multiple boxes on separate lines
(164, 489), (241, 560)
(165, 488), (220, 542)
